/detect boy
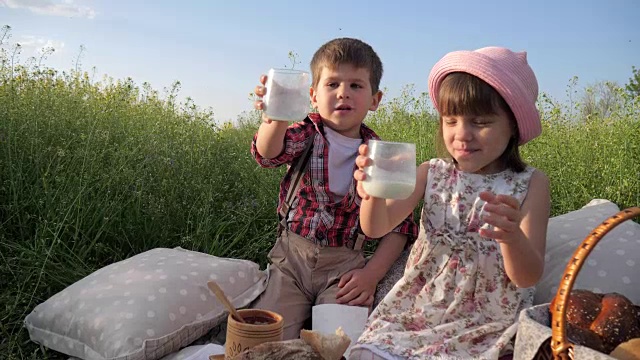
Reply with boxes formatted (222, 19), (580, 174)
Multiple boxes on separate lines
(250, 37), (418, 340)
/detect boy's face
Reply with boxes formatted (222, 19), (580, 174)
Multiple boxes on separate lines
(310, 64), (382, 139)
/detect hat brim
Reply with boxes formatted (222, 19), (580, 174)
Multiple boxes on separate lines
(428, 50), (541, 145)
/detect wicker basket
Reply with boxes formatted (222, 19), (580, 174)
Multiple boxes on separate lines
(515, 206), (640, 360)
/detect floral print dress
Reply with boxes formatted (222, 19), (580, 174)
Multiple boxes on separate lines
(353, 158), (536, 359)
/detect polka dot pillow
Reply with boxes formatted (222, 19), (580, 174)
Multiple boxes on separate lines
(24, 247), (268, 360)
(534, 199), (640, 305)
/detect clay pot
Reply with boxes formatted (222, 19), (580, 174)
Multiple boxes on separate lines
(224, 309), (284, 359)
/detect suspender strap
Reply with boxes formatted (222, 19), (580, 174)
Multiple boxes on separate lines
(276, 134), (367, 250)
(278, 137), (315, 234)
(353, 232), (366, 251)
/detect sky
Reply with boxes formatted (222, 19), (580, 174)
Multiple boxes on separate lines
(2, 0), (639, 123)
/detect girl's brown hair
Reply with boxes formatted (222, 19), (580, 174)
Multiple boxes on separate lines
(435, 72), (526, 172)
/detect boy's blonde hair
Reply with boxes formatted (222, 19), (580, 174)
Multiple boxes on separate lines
(310, 38), (383, 94)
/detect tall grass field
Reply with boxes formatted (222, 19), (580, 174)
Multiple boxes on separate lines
(1, 37), (639, 359)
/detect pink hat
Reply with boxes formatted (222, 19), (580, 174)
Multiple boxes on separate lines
(428, 47), (541, 145)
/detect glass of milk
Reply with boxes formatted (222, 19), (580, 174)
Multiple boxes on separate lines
(263, 68), (310, 121)
(362, 140), (416, 199)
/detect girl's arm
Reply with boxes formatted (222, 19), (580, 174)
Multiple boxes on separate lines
(479, 170), (551, 288)
(354, 145), (429, 238)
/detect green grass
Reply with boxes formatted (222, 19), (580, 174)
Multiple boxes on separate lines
(1, 61), (639, 359)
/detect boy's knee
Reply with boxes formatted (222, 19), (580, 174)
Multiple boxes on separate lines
(315, 285), (340, 306)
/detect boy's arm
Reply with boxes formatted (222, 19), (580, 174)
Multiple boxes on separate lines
(254, 120), (289, 159)
(251, 118), (312, 168)
(362, 232), (407, 283)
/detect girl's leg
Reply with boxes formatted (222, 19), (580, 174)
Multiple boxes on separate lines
(348, 347), (389, 360)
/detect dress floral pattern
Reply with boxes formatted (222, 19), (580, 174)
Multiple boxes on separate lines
(354, 158), (536, 359)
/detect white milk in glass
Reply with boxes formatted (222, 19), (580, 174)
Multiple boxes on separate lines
(363, 140), (416, 200)
(263, 69), (310, 121)
(362, 179), (415, 200)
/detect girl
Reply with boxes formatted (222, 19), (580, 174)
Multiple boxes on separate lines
(348, 47), (551, 359)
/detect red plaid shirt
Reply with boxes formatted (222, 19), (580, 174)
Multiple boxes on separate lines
(251, 113), (418, 247)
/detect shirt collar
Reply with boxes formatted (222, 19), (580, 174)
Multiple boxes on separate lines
(307, 113), (379, 142)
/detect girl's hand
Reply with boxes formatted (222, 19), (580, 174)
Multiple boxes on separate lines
(253, 74), (273, 124)
(479, 191), (526, 245)
(353, 144), (372, 200)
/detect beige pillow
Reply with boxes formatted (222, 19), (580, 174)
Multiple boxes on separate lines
(24, 247), (268, 360)
(534, 200), (640, 305)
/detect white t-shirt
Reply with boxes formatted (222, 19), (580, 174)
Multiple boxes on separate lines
(323, 126), (362, 201)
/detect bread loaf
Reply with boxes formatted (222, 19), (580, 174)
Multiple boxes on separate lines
(230, 327), (350, 360)
(610, 338), (640, 360)
(550, 290), (640, 354)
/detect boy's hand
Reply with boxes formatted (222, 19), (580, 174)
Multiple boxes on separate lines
(253, 74), (274, 124)
(478, 191), (526, 245)
(353, 144), (373, 200)
(335, 268), (377, 306)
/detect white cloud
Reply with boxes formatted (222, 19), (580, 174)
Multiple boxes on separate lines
(15, 35), (65, 55)
(0, 0), (97, 19)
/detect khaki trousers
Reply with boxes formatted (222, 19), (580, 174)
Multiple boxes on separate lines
(251, 229), (367, 340)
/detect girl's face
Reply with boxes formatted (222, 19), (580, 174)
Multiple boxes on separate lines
(441, 107), (514, 174)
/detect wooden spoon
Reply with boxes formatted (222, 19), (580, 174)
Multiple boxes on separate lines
(207, 281), (246, 323)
